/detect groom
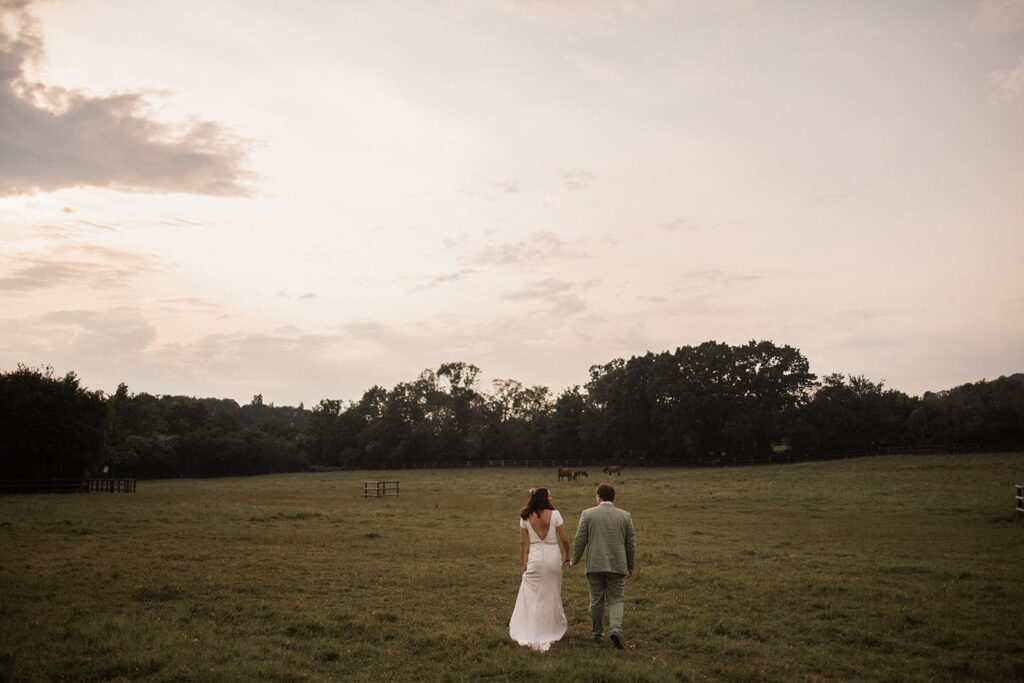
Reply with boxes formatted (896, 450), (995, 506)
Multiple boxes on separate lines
(570, 483), (637, 649)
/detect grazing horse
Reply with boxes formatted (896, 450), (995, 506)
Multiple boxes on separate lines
(602, 465), (623, 476)
(573, 470), (588, 480)
(557, 467), (575, 482)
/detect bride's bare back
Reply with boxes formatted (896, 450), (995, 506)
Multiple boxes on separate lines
(528, 509), (554, 540)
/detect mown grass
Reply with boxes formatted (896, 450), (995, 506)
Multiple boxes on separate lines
(1, 454), (1022, 682)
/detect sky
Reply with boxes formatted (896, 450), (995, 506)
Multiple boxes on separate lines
(1, 0), (1022, 407)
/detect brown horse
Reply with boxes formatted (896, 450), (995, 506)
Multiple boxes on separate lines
(602, 465), (623, 476)
(557, 467), (575, 482)
(573, 470), (588, 480)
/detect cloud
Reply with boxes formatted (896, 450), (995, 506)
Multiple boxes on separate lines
(453, 230), (591, 267)
(0, 308), (371, 401)
(476, 242), (541, 265)
(276, 290), (319, 301)
(139, 326), (353, 399)
(172, 330), (345, 375)
(158, 297), (222, 311)
(547, 292), (588, 316)
(16, 216), (125, 240)
(989, 56), (1024, 101)
(807, 192), (848, 207)
(0, 244), (162, 292)
(501, 277), (588, 316)
(495, 178), (520, 193)
(70, 219), (120, 232)
(501, 277), (575, 301)
(159, 215), (207, 227)
(409, 267), (478, 292)
(458, 178), (521, 202)
(563, 171), (594, 190)
(0, 1), (253, 197)
(672, 269), (763, 292)
(336, 320), (394, 338)
(158, 325), (425, 402)
(0, 308), (157, 363)
(970, 0), (1024, 34)
(658, 218), (697, 232)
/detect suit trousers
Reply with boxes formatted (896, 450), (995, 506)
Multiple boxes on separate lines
(586, 572), (626, 636)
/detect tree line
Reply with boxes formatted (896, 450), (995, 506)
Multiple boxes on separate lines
(2, 340), (1022, 480)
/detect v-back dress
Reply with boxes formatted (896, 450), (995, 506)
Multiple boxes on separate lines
(509, 509), (568, 651)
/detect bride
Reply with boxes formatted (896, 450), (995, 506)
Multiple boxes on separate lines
(509, 487), (571, 651)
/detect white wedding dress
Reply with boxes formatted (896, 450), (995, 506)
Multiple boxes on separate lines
(509, 509), (568, 651)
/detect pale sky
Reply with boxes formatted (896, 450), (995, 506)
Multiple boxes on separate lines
(1, 0), (1022, 406)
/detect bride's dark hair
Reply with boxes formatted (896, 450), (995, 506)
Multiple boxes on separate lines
(520, 487), (555, 520)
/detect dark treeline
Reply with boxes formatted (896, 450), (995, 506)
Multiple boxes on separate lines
(2, 340), (1023, 480)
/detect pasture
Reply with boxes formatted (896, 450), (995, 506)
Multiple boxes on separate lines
(1, 454), (1022, 682)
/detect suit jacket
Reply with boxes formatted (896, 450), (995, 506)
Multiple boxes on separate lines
(571, 502), (636, 574)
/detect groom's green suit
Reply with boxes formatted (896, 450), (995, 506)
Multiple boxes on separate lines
(571, 501), (636, 640)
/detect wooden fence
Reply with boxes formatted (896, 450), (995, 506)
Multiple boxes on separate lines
(0, 479), (137, 494)
(363, 480), (399, 498)
(1016, 484), (1023, 517)
(87, 479), (137, 493)
(370, 444), (1024, 471)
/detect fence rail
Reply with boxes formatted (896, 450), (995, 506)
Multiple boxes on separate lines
(363, 480), (399, 498)
(86, 479), (137, 493)
(0, 479), (137, 494)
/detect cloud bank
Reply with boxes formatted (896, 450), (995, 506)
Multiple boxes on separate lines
(971, 0), (1024, 34)
(990, 56), (1024, 101)
(0, 244), (162, 293)
(0, 0), (252, 196)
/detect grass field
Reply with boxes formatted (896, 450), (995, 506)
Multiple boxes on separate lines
(2, 454), (1023, 682)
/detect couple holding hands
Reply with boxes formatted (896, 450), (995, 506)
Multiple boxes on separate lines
(509, 483), (637, 652)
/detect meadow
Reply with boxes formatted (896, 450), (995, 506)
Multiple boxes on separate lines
(1, 454), (1022, 682)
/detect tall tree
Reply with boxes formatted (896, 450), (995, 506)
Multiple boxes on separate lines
(0, 365), (109, 479)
